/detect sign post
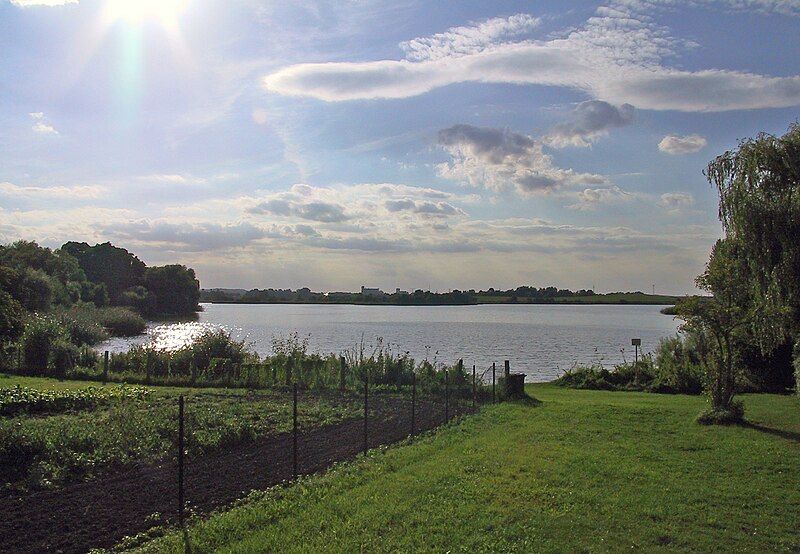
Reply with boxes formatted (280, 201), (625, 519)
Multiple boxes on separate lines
(631, 338), (641, 364)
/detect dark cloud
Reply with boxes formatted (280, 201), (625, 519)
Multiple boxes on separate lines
(546, 101), (634, 148)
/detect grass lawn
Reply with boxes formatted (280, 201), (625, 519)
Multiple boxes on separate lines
(134, 384), (800, 553)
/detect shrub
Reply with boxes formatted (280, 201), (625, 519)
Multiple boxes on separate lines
(52, 306), (109, 346)
(50, 340), (78, 378)
(94, 306), (146, 337)
(696, 400), (745, 425)
(20, 315), (69, 376)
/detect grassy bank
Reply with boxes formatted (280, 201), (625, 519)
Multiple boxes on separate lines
(133, 384), (799, 552)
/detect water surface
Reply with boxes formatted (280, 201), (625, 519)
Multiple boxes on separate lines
(100, 303), (681, 382)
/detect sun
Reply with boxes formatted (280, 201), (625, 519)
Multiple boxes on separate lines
(104, 0), (188, 28)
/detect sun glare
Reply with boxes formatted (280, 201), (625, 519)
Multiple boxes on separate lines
(105, 0), (188, 27)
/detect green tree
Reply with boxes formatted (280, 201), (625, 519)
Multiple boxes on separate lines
(61, 242), (146, 303)
(143, 265), (200, 315)
(0, 291), (24, 345)
(705, 123), (800, 392)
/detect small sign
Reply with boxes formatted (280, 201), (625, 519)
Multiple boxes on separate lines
(631, 338), (641, 346)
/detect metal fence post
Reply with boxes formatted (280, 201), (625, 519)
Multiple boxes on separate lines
(444, 369), (449, 422)
(292, 383), (298, 479)
(492, 362), (496, 404)
(504, 360), (510, 402)
(411, 371), (416, 437)
(178, 395), (185, 527)
(363, 380), (369, 456)
(472, 364), (476, 411)
(103, 351), (109, 383)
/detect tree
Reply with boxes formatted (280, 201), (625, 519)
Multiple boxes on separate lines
(0, 291), (24, 345)
(61, 242), (146, 303)
(143, 265), (200, 316)
(705, 123), (800, 392)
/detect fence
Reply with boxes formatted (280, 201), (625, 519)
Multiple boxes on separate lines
(0, 358), (521, 554)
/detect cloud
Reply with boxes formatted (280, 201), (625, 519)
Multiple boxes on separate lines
(384, 199), (465, 217)
(261, 5), (800, 111)
(658, 134), (708, 154)
(545, 101), (634, 148)
(659, 192), (694, 211)
(437, 124), (606, 195)
(567, 186), (634, 210)
(0, 182), (104, 199)
(399, 13), (541, 61)
(10, 0), (77, 5)
(29, 112), (58, 135)
(249, 197), (350, 223)
(102, 220), (266, 251)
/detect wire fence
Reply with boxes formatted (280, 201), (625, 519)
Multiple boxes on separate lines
(0, 358), (523, 554)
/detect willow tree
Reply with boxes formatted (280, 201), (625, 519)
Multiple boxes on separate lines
(705, 123), (800, 392)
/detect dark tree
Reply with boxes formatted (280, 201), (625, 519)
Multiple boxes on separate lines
(143, 265), (200, 315)
(62, 242), (146, 303)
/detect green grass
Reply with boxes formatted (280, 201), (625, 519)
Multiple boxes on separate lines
(0, 373), (359, 490)
(133, 384), (800, 553)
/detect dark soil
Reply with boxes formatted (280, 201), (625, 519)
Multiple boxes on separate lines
(0, 394), (477, 554)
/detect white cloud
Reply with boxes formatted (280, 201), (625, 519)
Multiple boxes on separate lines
(0, 182), (104, 199)
(252, 108), (269, 125)
(29, 112), (58, 135)
(437, 124), (606, 195)
(399, 13), (541, 61)
(545, 101), (635, 148)
(10, 0), (77, 5)
(262, 5), (800, 111)
(567, 186), (634, 211)
(659, 192), (695, 211)
(658, 134), (708, 154)
(102, 220), (266, 251)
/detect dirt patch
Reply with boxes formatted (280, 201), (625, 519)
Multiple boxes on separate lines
(0, 394), (477, 554)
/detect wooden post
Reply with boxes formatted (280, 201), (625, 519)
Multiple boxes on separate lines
(103, 351), (109, 383)
(492, 362), (496, 404)
(472, 364), (476, 411)
(503, 360), (510, 402)
(363, 380), (369, 456)
(292, 383), (298, 479)
(339, 356), (346, 392)
(178, 395), (185, 527)
(411, 371), (416, 437)
(145, 350), (152, 384)
(445, 369), (449, 422)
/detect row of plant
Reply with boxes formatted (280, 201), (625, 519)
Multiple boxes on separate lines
(0, 388), (360, 491)
(60, 331), (485, 399)
(0, 384), (149, 417)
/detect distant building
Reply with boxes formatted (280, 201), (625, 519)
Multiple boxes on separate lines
(361, 286), (385, 297)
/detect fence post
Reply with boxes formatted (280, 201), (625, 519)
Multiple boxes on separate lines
(292, 383), (298, 479)
(339, 356), (346, 392)
(178, 395), (185, 527)
(411, 371), (416, 437)
(472, 364), (476, 411)
(103, 351), (109, 383)
(363, 380), (369, 456)
(145, 350), (152, 385)
(17, 345), (22, 373)
(445, 369), (449, 423)
(285, 357), (292, 387)
(504, 360), (510, 402)
(492, 362), (496, 404)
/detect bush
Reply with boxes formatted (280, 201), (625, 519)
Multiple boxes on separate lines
(696, 400), (745, 425)
(50, 341), (78, 378)
(52, 306), (109, 346)
(20, 315), (69, 376)
(94, 306), (146, 337)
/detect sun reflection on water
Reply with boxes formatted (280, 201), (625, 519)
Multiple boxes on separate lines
(145, 321), (219, 351)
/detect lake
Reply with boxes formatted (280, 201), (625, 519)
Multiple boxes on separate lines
(99, 303), (681, 382)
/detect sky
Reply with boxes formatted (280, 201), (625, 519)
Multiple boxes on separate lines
(1, 0), (798, 294)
